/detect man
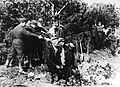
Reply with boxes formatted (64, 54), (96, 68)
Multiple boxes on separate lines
(37, 18), (48, 33)
(48, 23), (57, 37)
(5, 18), (42, 73)
(22, 19), (44, 68)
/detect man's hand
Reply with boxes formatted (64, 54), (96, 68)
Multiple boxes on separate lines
(69, 42), (75, 47)
(38, 35), (43, 39)
(44, 37), (50, 41)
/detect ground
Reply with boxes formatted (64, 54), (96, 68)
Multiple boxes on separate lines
(0, 51), (120, 87)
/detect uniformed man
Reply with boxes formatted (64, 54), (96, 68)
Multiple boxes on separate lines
(37, 18), (48, 33)
(22, 19), (45, 69)
(5, 18), (42, 73)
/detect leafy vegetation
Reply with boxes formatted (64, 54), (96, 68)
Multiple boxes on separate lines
(0, 0), (119, 86)
(0, 0), (119, 53)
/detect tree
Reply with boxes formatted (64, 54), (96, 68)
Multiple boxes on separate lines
(0, 0), (119, 53)
(88, 3), (119, 28)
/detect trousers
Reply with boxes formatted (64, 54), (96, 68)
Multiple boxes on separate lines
(7, 43), (24, 68)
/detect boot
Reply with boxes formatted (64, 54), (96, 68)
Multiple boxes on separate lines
(9, 59), (13, 67)
(19, 66), (26, 74)
(5, 59), (10, 68)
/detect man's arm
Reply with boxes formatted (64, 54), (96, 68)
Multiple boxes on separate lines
(39, 26), (48, 33)
(21, 27), (38, 37)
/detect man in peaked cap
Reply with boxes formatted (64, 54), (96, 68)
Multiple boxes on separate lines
(25, 19), (44, 36)
(37, 18), (48, 33)
(5, 17), (42, 73)
(25, 20), (38, 30)
(5, 17), (27, 69)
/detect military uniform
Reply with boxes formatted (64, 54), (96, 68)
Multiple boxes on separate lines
(5, 18), (39, 72)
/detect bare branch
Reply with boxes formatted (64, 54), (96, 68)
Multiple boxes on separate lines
(55, 2), (68, 16)
(47, 0), (54, 5)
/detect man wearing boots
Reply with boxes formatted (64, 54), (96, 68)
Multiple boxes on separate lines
(5, 18), (42, 73)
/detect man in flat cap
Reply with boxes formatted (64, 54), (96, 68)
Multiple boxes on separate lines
(5, 18), (42, 73)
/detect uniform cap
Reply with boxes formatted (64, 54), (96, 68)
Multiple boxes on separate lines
(30, 20), (38, 24)
(58, 38), (64, 42)
(18, 17), (27, 22)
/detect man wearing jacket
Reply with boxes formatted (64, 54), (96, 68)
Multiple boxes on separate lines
(5, 18), (42, 73)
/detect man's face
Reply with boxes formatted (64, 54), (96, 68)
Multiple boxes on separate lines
(30, 24), (36, 28)
(37, 22), (42, 26)
(20, 22), (26, 26)
(59, 41), (64, 46)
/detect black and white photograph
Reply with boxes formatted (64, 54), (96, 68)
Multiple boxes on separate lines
(0, 0), (120, 87)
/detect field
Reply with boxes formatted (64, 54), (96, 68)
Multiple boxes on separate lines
(0, 50), (120, 87)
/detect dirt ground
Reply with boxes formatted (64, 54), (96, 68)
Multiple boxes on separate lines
(0, 53), (120, 87)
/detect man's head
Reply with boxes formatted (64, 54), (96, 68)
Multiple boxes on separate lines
(38, 18), (43, 23)
(30, 20), (38, 28)
(37, 18), (43, 27)
(58, 38), (64, 46)
(18, 17), (27, 26)
(18, 17), (27, 23)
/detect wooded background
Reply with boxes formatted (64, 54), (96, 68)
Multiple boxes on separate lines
(0, 0), (119, 54)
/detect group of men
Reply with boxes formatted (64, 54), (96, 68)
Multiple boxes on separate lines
(4, 17), (65, 73)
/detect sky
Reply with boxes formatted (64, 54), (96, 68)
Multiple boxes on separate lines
(0, 0), (119, 8)
(83, 0), (120, 8)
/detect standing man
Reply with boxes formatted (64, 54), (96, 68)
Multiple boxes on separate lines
(5, 17), (42, 73)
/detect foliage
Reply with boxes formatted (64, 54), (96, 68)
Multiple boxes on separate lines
(0, 67), (27, 87)
(0, 0), (119, 54)
(0, 60), (115, 86)
(52, 61), (114, 86)
(0, 1), (119, 87)
(89, 3), (119, 28)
